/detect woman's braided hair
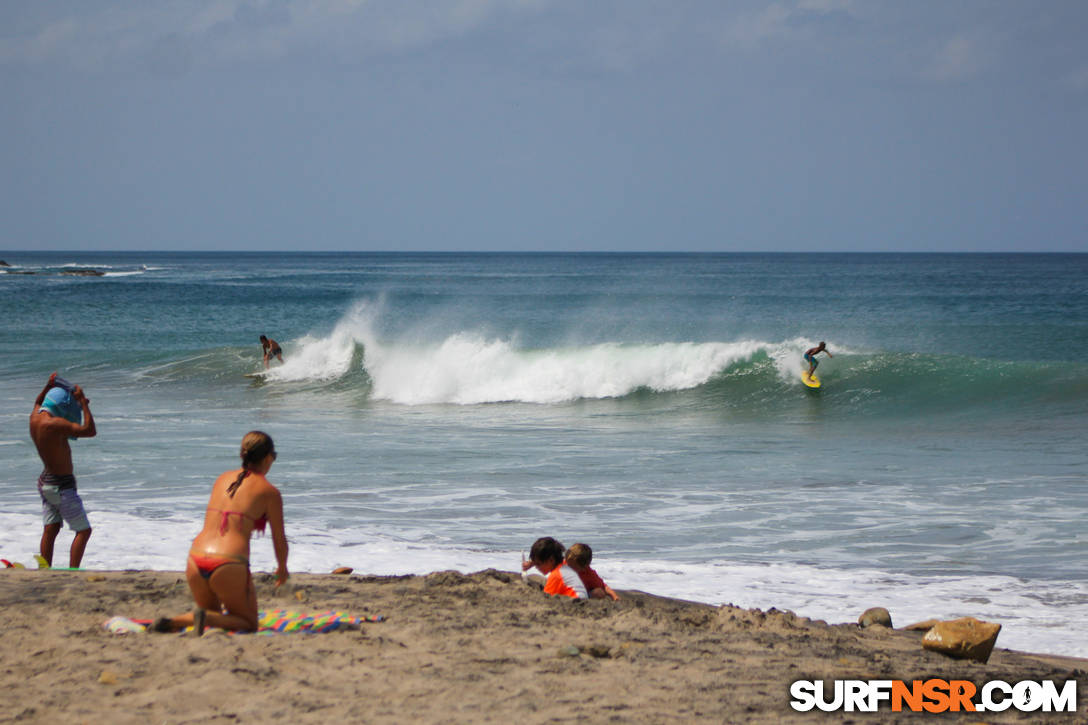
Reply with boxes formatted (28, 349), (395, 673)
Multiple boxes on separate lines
(227, 431), (275, 498)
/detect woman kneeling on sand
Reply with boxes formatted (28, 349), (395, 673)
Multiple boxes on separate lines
(154, 431), (288, 634)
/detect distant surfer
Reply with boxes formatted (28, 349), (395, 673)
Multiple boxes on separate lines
(259, 335), (283, 369)
(29, 373), (97, 568)
(803, 342), (832, 377)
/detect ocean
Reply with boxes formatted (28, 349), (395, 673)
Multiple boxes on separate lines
(2, 252), (1086, 656)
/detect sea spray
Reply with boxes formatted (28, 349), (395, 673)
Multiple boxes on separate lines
(259, 298), (804, 403)
(366, 337), (774, 405)
(262, 300), (382, 383)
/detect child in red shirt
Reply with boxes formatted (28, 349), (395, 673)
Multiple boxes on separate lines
(565, 542), (619, 601)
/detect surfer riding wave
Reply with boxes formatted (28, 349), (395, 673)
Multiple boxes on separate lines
(803, 342), (831, 378)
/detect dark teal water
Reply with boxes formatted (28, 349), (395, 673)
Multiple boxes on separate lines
(2, 252), (1087, 654)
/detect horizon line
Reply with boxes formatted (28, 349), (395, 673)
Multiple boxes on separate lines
(3, 249), (1086, 255)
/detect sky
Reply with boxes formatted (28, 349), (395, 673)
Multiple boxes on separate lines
(2, 0), (1087, 252)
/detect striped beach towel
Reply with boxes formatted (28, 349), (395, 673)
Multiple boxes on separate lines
(104, 609), (383, 635)
(257, 608), (384, 634)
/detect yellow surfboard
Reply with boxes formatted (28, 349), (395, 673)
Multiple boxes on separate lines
(801, 370), (821, 388)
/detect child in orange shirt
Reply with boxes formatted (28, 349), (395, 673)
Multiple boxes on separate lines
(565, 543), (619, 600)
(522, 537), (587, 599)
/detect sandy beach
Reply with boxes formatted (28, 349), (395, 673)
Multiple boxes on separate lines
(1, 568), (1086, 724)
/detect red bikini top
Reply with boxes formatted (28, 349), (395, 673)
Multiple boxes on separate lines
(212, 509), (268, 536)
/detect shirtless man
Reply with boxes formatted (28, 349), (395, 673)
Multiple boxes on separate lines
(259, 335), (283, 369)
(29, 373), (97, 567)
(803, 341), (832, 377)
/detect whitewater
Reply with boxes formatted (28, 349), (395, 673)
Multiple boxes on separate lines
(263, 300), (810, 404)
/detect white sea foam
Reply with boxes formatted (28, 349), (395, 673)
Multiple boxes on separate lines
(262, 300), (380, 382)
(368, 337), (762, 405)
(264, 301), (816, 403)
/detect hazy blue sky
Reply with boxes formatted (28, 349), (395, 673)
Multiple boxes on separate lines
(2, 1), (1087, 252)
